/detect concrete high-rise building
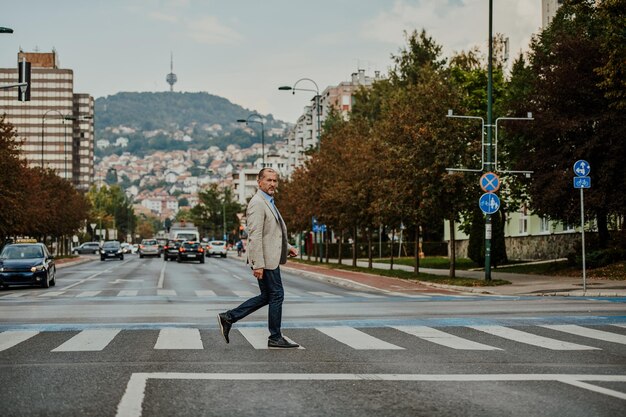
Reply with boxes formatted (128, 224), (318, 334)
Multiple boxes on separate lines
(542, 0), (564, 28)
(0, 50), (94, 190)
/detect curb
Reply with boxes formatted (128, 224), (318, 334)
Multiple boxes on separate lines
(55, 257), (95, 269)
(281, 265), (396, 294)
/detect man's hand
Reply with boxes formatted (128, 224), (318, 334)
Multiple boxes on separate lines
(288, 247), (298, 258)
(253, 268), (264, 279)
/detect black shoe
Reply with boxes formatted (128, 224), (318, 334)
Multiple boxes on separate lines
(217, 313), (232, 344)
(268, 337), (299, 349)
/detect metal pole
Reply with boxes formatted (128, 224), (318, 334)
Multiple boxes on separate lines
(484, 0), (494, 282)
(580, 188), (586, 292)
(261, 122), (265, 167)
(64, 119), (68, 180)
(41, 117), (45, 168)
(316, 94), (321, 151)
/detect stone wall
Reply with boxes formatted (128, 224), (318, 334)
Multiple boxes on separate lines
(450, 233), (583, 261)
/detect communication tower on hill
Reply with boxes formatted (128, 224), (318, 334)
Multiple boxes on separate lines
(166, 52), (177, 92)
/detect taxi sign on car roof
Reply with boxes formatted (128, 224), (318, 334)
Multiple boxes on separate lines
(15, 238), (38, 243)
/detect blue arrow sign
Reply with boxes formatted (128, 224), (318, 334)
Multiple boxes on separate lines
(573, 160), (590, 177)
(573, 176), (591, 189)
(480, 172), (501, 193)
(479, 193), (500, 214)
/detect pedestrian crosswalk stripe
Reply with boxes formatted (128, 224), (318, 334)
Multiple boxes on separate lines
(118, 290), (138, 297)
(76, 291), (102, 298)
(391, 326), (501, 350)
(154, 328), (203, 350)
(39, 291), (65, 297)
(284, 291), (301, 298)
(238, 328), (304, 350)
(309, 291), (342, 298)
(195, 290), (217, 297)
(468, 325), (599, 350)
(541, 325), (626, 345)
(233, 290), (255, 297)
(612, 324), (626, 330)
(1, 292), (27, 298)
(317, 327), (404, 350)
(157, 289), (176, 296)
(0, 330), (39, 352)
(52, 329), (121, 352)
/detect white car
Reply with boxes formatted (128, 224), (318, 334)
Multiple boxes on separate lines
(206, 240), (227, 258)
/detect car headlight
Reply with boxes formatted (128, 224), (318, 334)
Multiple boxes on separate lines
(31, 264), (45, 272)
(0, 267), (4, 272)
(117, 250), (122, 254)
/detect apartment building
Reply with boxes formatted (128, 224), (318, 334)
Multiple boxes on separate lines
(0, 50), (94, 190)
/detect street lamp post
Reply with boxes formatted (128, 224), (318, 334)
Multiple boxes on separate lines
(237, 114), (265, 167)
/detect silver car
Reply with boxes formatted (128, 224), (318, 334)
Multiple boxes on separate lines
(139, 239), (160, 258)
(207, 240), (227, 258)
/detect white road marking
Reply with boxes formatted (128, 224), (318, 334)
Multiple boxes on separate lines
(38, 291), (65, 297)
(76, 291), (102, 298)
(154, 328), (203, 350)
(233, 290), (254, 297)
(195, 290), (217, 297)
(157, 262), (166, 289)
(541, 324), (626, 345)
(612, 324), (626, 330)
(118, 290), (139, 297)
(116, 373), (626, 417)
(238, 328), (304, 350)
(317, 327), (404, 350)
(468, 325), (599, 350)
(392, 326), (501, 350)
(1, 292), (27, 298)
(232, 274), (244, 280)
(284, 291), (301, 298)
(63, 270), (107, 290)
(157, 289), (176, 296)
(52, 329), (121, 352)
(309, 291), (342, 298)
(0, 330), (39, 352)
(349, 292), (385, 298)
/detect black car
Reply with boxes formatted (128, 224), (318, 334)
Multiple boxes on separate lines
(177, 241), (205, 264)
(163, 239), (183, 261)
(73, 242), (100, 254)
(0, 241), (56, 288)
(100, 241), (124, 261)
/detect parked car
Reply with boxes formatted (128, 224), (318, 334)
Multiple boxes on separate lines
(206, 240), (227, 258)
(100, 241), (124, 261)
(163, 239), (183, 261)
(177, 241), (205, 263)
(0, 240), (56, 288)
(72, 242), (100, 254)
(139, 239), (160, 258)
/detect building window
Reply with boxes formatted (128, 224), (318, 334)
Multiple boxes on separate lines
(519, 206), (529, 235)
(539, 217), (550, 233)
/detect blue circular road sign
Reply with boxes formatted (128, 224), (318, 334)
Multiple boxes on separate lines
(573, 160), (590, 177)
(480, 172), (501, 193)
(479, 193), (501, 215)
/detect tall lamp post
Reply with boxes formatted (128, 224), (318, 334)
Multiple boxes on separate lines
(237, 114), (265, 167)
(278, 78), (321, 151)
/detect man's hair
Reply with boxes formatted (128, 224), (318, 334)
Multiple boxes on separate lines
(257, 167), (277, 181)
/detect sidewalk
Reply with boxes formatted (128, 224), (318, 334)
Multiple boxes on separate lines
(279, 256), (626, 297)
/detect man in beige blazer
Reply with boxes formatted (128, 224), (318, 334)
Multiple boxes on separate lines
(218, 168), (299, 349)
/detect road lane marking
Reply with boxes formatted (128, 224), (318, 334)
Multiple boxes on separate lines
(154, 328), (203, 350)
(1, 292), (27, 298)
(195, 290), (217, 297)
(157, 289), (176, 296)
(309, 291), (342, 298)
(316, 327), (404, 350)
(392, 326), (501, 350)
(0, 330), (39, 352)
(116, 373), (626, 417)
(238, 328), (304, 350)
(76, 291), (102, 298)
(63, 270), (107, 291)
(233, 290), (254, 297)
(157, 262), (166, 289)
(541, 324), (626, 345)
(468, 325), (599, 350)
(118, 290), (139, 297)
(52, 329), (121, 352)
(38, 291), (65, 297)
(232, 274), (244, 280)
(284, 291), (301, 298)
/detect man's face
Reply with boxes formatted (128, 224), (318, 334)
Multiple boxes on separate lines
(258, 170), (279, 196)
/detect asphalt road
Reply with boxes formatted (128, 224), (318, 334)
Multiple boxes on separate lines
(1, 253), (625, 416)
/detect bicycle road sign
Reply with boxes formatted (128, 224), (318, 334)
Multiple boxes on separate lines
(479, 193), (500, 215)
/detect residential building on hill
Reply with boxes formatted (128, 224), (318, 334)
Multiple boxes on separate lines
(0, 50), (94, 190)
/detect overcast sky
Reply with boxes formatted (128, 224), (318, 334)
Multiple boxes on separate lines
(2, 0), (541, 122)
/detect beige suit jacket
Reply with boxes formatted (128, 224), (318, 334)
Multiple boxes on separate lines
(246, 190), (288, 270)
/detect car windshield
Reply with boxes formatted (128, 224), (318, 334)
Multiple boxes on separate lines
(168, 241), (181, 248)
(143, 240), (157, 245)
(85, 243), (99, 247)
(211, 242), (225, 246)
(103, 242), (119, 249)
(183, 242), (200, 249)
(1, 245), (44, 259)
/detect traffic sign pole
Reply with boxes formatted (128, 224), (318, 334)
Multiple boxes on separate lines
(572, 160), (590, 292)
(580, 188), (586, 292)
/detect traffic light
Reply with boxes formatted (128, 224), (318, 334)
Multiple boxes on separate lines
(18, 59), (31, 101)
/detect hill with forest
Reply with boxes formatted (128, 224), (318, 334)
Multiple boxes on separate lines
(94, 92), (287, 157)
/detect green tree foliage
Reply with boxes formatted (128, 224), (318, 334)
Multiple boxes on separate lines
(188, 184), (243, 241)
(86, 185), (136, 241)
(503, 0), (626, 248)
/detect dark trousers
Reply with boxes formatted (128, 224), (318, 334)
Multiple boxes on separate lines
(226, 267), (284, 341)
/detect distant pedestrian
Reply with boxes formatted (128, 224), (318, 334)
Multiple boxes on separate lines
(236, 240), (244, 257)
(217, 168), (299, 349)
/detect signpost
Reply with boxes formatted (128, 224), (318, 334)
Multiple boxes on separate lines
(480, 172), (501, 193)
(479, 193), (500, 215)
(573, 160), (590, 291)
